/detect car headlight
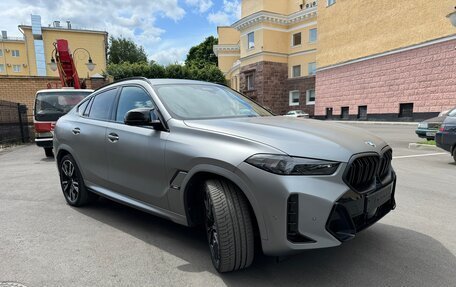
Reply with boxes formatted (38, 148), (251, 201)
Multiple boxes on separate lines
(418, 122), (428, 128)
(245, 154), (340, 175)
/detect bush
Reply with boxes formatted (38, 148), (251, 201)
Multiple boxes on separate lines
(106, 62), (226, 85)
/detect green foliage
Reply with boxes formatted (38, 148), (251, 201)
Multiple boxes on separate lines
(185, 36), (218, 67)
(108, 36), (148, 64)
(106, 62), (226, 85)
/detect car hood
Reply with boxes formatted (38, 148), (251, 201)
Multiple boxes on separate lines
(184, 116), (388, 162)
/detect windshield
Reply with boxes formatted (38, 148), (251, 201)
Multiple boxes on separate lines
(154, 84), (273, 120)
(448, 108), (456, 117)
(35, 91), (92, 121)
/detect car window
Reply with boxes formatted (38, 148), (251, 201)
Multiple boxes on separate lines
(115, 86), (154, 123)
(88, 88), (118, 121)
(448, 109), (456, 117)
(77, 98), (90, 116)
(154, 84), (272, 120)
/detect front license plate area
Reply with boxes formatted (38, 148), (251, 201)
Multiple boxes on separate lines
(366, 184), (393, 212)
(426, 131), (436, 137)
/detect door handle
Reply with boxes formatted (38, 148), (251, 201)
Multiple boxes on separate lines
(72, 128), (80, 135)
(108, 133), (119, 143)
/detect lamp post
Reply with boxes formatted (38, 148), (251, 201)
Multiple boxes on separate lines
(447, 7), (456, 27)
(48, 44), (96, 72)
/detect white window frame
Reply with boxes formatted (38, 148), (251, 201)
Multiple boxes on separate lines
(0, 49), (3, 57)
(306, 89), (315, 105)
(247, 32), (255, 50)
(0, 64), (4, 72)
(11, 50), (20, 57)
(327, 0), (336, 7)
(246, 73), (254, 91)
(309, 28), (317, 43)
(308, 62), (316, 75)
(292, 32), (302, 47)
(292, 65), (301, 78)
(289, 90), (300, 106)
(12, 64), (21, 72)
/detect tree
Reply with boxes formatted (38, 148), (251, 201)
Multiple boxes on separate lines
(185, 36), (218, 67)
(108, 36), (148, 64)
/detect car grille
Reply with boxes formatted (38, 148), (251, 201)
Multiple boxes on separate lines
(344, 149), (393, 193)
(428, 123), (441, 129)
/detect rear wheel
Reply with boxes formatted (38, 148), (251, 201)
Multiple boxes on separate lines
(203, 179), (254, 273)
(58, 154), (90, 206)
(44, 147), (53, 157)
(453, 148), (456, 163)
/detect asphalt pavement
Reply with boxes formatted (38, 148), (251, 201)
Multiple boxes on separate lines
(0, 123), (455, 287)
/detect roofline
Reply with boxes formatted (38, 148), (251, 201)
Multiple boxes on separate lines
(36, 89), (94, 93)
(94, 77), (151, 92)
(19, 25), (108, 35)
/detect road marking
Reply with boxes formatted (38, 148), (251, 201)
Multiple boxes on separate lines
(393, 152), (448, 159)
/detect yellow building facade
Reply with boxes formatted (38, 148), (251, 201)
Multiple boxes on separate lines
(217, 0), (456, 120)
(0, 15), (107, 78)
(215, 0), (319, 115)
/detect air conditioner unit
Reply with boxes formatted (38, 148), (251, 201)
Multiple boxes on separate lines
(306, 3), (310, 8)
(7, 63), (11, 67)
(22, 63), (28, 67)
(5, 49), (10, 52)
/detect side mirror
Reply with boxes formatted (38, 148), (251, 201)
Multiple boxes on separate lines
(124, 108), (164, 130)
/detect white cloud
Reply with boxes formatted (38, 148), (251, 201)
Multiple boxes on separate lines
(207, 0), (241, 26)
(151, 47), (188, 65)
(0, 0), (186, 61)
(185, 0), (213, 13)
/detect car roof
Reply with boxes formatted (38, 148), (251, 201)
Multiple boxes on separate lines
(36, 89), (94, 94)
(147, 78), (219, 86)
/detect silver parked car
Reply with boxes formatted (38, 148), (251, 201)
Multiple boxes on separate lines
(54, 78), (396, 272)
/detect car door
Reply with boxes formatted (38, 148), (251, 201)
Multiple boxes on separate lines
(104, 85), (169, 208)
(69, 88), (118, 189)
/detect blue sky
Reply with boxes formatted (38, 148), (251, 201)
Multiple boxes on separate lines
(0, 0), (241, 64)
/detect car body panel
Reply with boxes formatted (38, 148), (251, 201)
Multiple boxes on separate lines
(436, 115), (456, 154)
(54, 78), (396, 256)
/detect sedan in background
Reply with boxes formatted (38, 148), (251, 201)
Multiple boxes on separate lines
(415, 107), (455, 140)
(436, 109), (456, 162)
(285, 110), (309, 118)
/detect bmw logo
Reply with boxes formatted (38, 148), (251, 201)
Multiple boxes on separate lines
(365, 141), (376, 147)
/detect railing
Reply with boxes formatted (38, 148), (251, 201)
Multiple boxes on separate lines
(0, 36), (25, 41)
(0, 100), (30, 145)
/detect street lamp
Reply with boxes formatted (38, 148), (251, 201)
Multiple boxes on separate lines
(447, 7), (456, 27)
(47, 44), (96, 72)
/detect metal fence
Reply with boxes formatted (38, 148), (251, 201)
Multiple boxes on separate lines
(0, 100), (30, 145)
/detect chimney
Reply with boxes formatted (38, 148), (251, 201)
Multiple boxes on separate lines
(1, 30), (7, 39)
(66, 21), (71, 29)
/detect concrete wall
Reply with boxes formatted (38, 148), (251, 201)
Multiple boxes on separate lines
(315, 38), (456, 120)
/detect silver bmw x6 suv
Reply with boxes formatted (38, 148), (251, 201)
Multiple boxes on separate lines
(54, 77), (396, 272)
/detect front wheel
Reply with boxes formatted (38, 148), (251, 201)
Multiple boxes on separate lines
(58, 154), (90, 206)
(453, 148), (456, 163)
(203, 179), (254, 273)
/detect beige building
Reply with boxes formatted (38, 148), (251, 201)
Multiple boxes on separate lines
(215, 0), (318, 115)
(0, 15), (107, 78)
(216, 0), (456, 120)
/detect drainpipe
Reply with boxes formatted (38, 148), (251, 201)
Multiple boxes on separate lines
(1, 40), (7, 75)
(18, 26), (31, 76)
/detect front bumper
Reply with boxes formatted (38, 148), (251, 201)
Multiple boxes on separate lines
(35, 137), (53, 148)
(236, 161), (396, 256)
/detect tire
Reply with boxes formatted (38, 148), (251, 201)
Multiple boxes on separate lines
(453, 148), (456, 163)
(203, 178), (254, 273)
(58, 154), (90, 207)
(44, 147), (54, 157)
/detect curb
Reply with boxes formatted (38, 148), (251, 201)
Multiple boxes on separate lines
(408, 143), (440, 150)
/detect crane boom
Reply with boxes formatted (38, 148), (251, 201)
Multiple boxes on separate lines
(54, 39), (81, 88)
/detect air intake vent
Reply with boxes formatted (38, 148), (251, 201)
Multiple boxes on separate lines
(344, 155), (380, 192)
(287, 194), (316, 243)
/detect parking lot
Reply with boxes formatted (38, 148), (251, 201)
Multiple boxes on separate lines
(1, 123), (455, 287)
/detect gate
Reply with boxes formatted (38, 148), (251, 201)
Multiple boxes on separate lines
(0, 100), (30, 145)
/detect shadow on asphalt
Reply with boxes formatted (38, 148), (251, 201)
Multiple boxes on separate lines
(74, 197), (456, 286)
